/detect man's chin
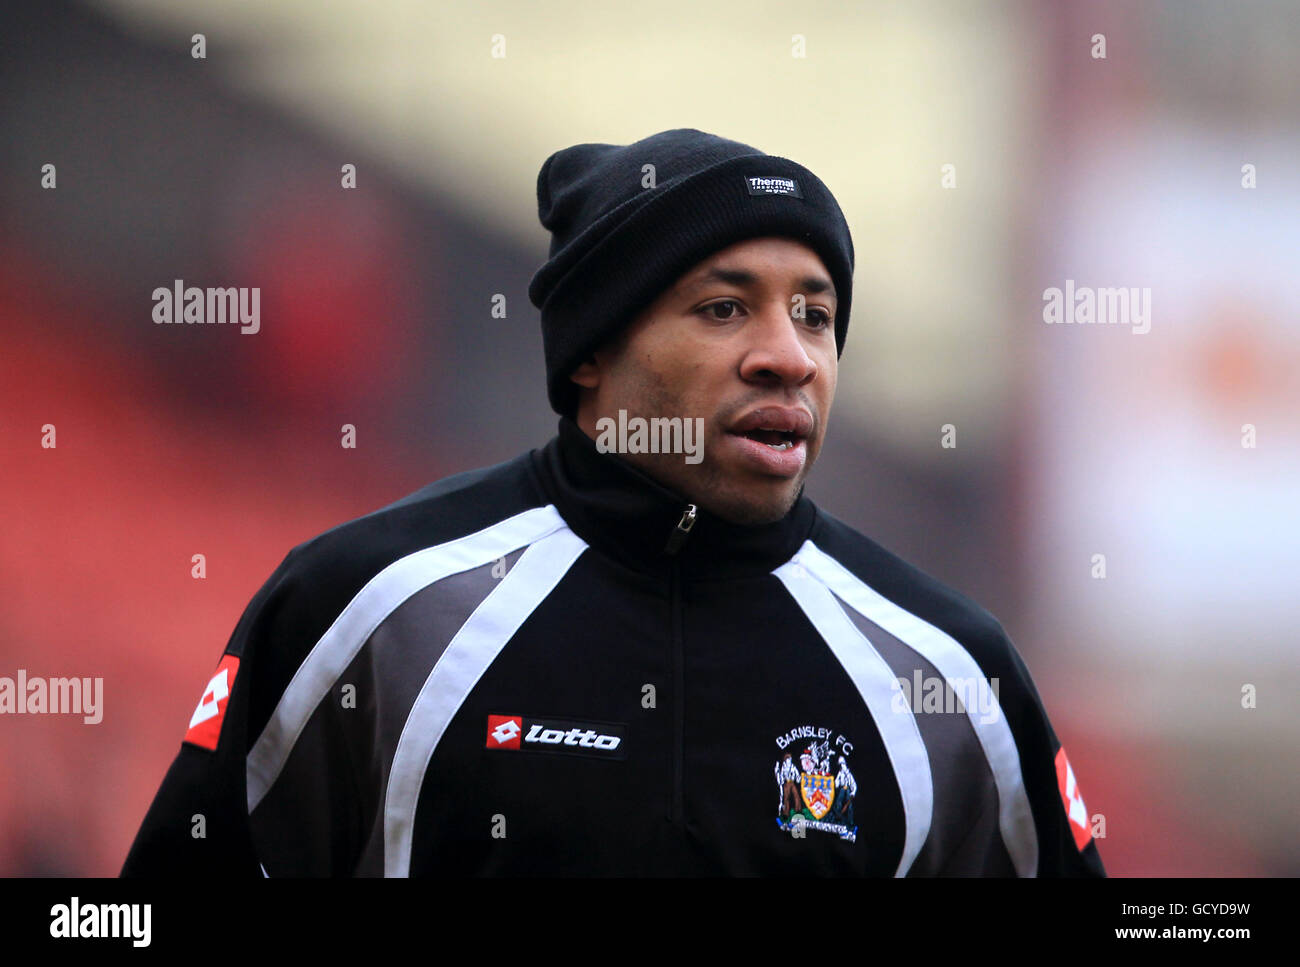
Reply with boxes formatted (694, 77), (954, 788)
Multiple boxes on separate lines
(621, 443), (808, 526)
(697, 479), (803, 527)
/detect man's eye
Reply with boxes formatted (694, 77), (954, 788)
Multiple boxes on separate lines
(807, 309), (832, 328)
(702, 300), (742, 320)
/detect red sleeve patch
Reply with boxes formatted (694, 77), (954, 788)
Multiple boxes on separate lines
(184, 654), (240, 751)
(1054, 745), (1093, 851)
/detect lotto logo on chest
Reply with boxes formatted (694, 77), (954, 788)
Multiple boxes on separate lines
(485, 714), (626, 760)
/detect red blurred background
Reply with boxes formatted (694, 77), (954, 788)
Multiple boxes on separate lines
(2, 0), (1295, 876)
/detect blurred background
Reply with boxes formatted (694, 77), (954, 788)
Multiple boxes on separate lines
(1, 0), (1296, 876)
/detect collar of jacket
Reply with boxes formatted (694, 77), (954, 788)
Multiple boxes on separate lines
(531, 416), (817, 581)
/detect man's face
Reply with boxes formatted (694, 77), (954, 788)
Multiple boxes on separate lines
(571, 236), (839, 526)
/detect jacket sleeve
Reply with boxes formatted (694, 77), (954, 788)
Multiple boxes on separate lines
(999, 634), (1106, 877)
(121, 549), (305, 877)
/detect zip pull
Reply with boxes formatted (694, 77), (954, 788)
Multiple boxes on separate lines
(663, 503), (697, 555)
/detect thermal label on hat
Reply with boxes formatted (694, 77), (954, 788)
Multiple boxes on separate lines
(744, 175), (803, 198)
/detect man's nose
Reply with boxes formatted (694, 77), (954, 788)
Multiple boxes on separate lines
(739, 301), (818, 386)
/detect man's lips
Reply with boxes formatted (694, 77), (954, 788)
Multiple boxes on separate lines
(726, 405), (815, 445)
(723, 406), (815, 477)
(721, 433), (807, 477)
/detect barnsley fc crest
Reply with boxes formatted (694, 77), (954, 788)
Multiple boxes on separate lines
(774, 727), (858, 842)
(800, 772), (835, 819)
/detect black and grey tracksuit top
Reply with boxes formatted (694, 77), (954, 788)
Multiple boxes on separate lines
(122, 417), (1105, 877)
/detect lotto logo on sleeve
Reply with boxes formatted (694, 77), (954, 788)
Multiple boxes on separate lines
(485, 714), (625, 759)
(184, 654), (240, 751)
(486, 714), (523, 750)
(1055, 745), (1093, 851)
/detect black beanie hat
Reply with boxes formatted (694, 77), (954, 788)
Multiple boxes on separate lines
(527, 128), (855, 417)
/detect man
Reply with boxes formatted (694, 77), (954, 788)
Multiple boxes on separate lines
(122, 128), (1104, 877)
(775, 752), (801, 823)
(832, 755), (858, 830)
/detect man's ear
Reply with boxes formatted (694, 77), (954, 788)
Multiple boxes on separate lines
(569, 353), (601, 390)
